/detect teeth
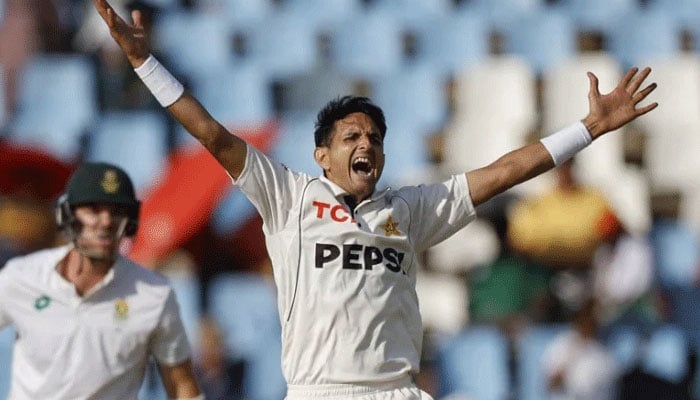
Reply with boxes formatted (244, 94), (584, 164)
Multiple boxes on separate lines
(353, 157), (370, 165)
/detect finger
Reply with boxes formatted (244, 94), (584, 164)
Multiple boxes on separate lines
(635, 102), (658, 117)
(632, 82), (657, 104)
(618, 67), (639, 90)
(627, 66), (652, 94)
(587, 72), (601, 97)
(132, 10), (143, 29)
(92, 0), (111, 22)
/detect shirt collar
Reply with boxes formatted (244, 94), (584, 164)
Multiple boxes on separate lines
(318, 174), (391, 204)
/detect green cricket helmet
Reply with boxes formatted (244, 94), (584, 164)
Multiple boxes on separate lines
(56, 162), (141, 237)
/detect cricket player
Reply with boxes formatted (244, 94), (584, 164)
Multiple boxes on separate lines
(92, 1), (657, 398)
(0, 162), (202, 399)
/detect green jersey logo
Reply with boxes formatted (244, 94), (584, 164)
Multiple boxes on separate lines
(34, 295), (51, 311)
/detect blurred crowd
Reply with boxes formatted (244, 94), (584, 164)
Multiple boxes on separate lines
(2, 0), (700, 399)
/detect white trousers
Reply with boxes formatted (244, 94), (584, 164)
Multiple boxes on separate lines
(285, 376), (435, 400)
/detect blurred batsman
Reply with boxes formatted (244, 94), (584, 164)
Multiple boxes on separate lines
(91, 0), (658, 398)
(0, 162), (202, 399)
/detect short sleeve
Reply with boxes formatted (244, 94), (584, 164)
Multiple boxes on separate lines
(399, 174), (477, 252)
(0, 266), (12, 329)
(233, 144), (312, 234)
(150, 289), (192, 365)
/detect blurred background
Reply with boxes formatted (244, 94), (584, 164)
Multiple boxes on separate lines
(1, 0), (700, 399)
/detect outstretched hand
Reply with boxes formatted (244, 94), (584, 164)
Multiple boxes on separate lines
(92, 0), (150, 67)
(582, 67), (658, 139)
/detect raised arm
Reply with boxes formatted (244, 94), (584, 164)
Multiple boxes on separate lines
(466, 67), (657, 206)
(92, 0), (248, 178)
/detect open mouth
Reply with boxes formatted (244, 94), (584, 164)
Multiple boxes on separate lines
(351, 157), (373, 176)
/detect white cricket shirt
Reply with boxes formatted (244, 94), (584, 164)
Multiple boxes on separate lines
(234, 145), (476, 385)
(0, 245), (192, 400)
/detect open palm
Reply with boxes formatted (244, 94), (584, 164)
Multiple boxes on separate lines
(584, 67), (658, 138)
(92, 0), (150, 67)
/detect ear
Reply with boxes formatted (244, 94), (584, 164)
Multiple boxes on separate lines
(314, 147), (330, 170)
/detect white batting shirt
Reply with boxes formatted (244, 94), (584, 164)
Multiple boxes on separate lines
(234, 145), (476, 386)
(0, 245), (192, 400)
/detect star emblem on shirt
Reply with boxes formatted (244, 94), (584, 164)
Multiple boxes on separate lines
(115, 299), (129, 319)
(382, 215), (401, 237)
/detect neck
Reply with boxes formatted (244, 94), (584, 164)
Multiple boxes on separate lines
(59, 249), (113, 296)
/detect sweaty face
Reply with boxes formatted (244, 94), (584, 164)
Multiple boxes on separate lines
(72, 204), (130, 261)
(315, 112), (385, 202)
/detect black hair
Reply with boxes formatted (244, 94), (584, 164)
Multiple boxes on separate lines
(314, 96), (387, 147)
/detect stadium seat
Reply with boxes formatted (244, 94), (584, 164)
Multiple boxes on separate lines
(641, 325), (689, 384)
(330, 10), (404, 79)
(370, 64), (449, 140)
(165, 270), (202, 349)
(541, 53), (626, 180)
(646, 0), (700, 29)
(635, 55), (700, 191)
(203, 0), (274, 25)
(0, 327), (14, 399)
(557, 0), (638, 32)
(516, 324), (569, 400)
(243, 12), (318, 80)
(85, 110), (169, 193)
(460, 0), (543, 30)
(138, 359), (167, 400)
(8, 54), (97, 161)
(502, 9), (577, 74)
(280, 0), (361, 30)
(651, 219), (700, 289)
(410, 12), (490, 79)
(270, 111), (320, 176)
(192, 63), (274, 128)
(152, 11), (232, 79)
(211, 188), (259, 236)
(606, 9), (681, 68)
(367, 0), (452, 23)
(604, 325), (643, 374)
(436, 326), (510, 400)
(442, 55), (537, 174)
(207, 273), (286, 400)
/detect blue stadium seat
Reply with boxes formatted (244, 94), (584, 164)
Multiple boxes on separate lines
(211, 188), (259, 236)
(280, 0), (361, 30)
(502, 10), (577, 74)
(651, 219), (700, 289)
(244, 12), (318, 80)
(557, 0), (639, 32)
(0, 327), (14, 399)
(605, 325), (643, 373)
(516, 324), (569, 400)
(152, 11), (232, 79)
(85, 111), (169, 193)
(166, 271), (202, 349)
(460, 0), (544, 30)
(410, 12), (490, 79)
(138, 359), (167, 400)
(367, 0), (452, 23)
(192, 63), (274, 127)
(436, 326), (510, 400)
(606, 9), (681, 68)
(641, 325), (689, 384)
(8, 54), (97, 161)
(370, 64), (449, 137)
(270, 111), (320, 176)
(208, 273), (286, 400)
(646, 0), (700, 29)
(330, 11), (404, 79)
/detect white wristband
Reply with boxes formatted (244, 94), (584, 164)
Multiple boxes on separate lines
(134, 54), (184, 107)
(540, 121), (592, 166)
